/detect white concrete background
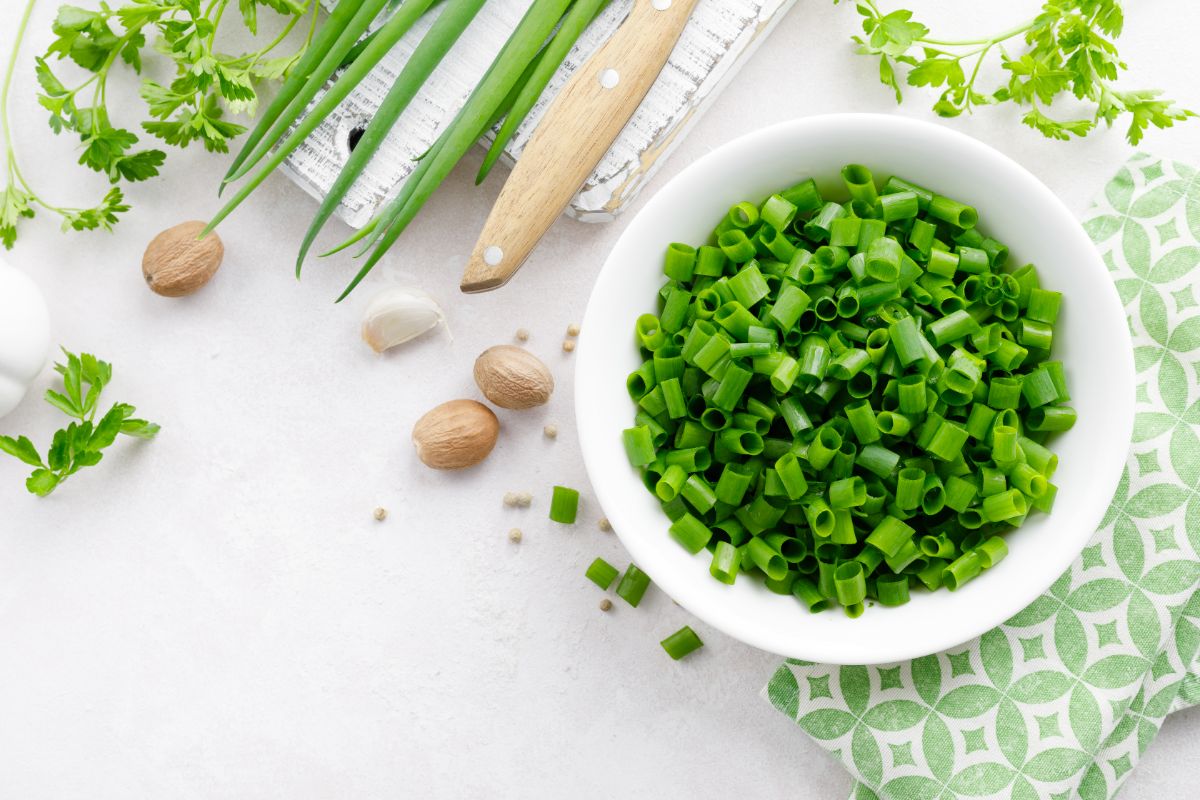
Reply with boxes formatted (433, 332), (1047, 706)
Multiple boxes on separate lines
(2, 1), (1198, 797)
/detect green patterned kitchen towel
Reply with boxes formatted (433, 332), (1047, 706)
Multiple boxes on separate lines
(764, 154), (1200, 800)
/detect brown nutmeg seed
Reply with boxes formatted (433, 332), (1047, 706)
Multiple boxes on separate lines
(412, 399), (499, 469)
(142, 221), (224, 297)
(473, 345), (554, 410)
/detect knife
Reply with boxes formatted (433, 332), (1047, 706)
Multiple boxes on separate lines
(460, 0), (701, 293)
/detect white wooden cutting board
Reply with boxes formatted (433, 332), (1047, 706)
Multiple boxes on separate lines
(281, 0), (796, 226)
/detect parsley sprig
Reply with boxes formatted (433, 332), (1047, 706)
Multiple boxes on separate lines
(0, 349), (160, 497)
(2, 0), (316, 249)
(846, 0), (1194, 144)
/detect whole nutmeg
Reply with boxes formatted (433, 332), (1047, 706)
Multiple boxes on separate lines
(412, 399), (499, 469)
(142, 221), (223, 297)
(473, 345), (554, 410)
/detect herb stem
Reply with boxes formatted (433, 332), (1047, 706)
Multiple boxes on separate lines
(919, 19), (1033, 48)
(962, 41), (994, 111)
(209, 0), (230, 48)
(229, 8), (306, 68)
(61, 73), (101, 101)
(2, 0), (38, 185)
(90, 24), (151, 135)
(304, 0), (321, 44)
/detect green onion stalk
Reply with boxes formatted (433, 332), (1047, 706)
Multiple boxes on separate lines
(207, 0), (437, 231)
(331, 0), (575, 300)
(208, 0), (613, 301)
(295, 0), (488, 273)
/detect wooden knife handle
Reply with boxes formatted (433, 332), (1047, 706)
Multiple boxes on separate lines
(461, 0), (700, 293)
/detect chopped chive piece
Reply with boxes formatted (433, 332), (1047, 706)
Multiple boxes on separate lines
(623, 166), (1074, 616)
(660, 626), (704, 660)
(709, 541), (741, 585)
(615, 564), (652, 607)
(585, 558), (619, 590)
(549, 486), (580, 524)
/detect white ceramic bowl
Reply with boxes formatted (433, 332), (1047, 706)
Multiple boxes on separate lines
(576, 114), (1133, 664)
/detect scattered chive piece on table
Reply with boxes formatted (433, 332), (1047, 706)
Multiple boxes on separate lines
(624, 165), (1075, 616)
(549, 486), (580, 524)
(615, 564), (652, 607)
(586, 558), (620, 590)
(660, 626), (704, 660)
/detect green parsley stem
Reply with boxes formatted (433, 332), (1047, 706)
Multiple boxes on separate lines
(304, 0), (321, 44)
(209, 0), (231, 48)
(962, 42), (994, 110)
(81, 18), (157, 135)
(919, 19), (1034, 48)
(230, 2), (312, 69)
(2, 0), (38, 186)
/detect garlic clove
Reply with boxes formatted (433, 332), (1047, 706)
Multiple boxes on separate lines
(361, 287), (445, 353)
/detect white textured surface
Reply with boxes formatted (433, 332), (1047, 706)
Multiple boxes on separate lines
(1, 1), (1198, 797)
(285, 0), (794, 224)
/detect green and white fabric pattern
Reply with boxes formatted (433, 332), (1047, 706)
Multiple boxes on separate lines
(764, 155), (1200, 800)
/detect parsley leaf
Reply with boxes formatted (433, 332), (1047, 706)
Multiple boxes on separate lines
(908, 57), (964, 89)
(1021, 107), (1094, 141)
(1, 185), (36, 249)
(0, 435), (44, 467)
(3, 0), (313, 247)
(842, 0), (1193, 144)
(78, 126), (138, 174)
(871, 9), (928, 55)
(59, 188), (130, 233)
(1116, 89), (1196, 145)
(0, 349), (159, 497)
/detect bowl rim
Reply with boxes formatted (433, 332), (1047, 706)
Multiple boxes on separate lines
(575, 113), (1134, 664)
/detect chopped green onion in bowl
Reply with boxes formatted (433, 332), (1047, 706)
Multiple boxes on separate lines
(621, 164), (1075, 617)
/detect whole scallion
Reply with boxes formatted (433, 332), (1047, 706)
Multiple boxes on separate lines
(221, 0), (372, 187)
(475, 0), (611, 185)
(332, 0), (575, 300)
(295, 0), (487, 273)
(225, 0), (429, 183)
(206, 0), (438, 235)
(205, 0), (591, 301)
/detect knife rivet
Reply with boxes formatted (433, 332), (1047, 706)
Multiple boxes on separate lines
(484, 245), (504, 266)
(599, 68), (620, 89)
(652, 0), (671, 8)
